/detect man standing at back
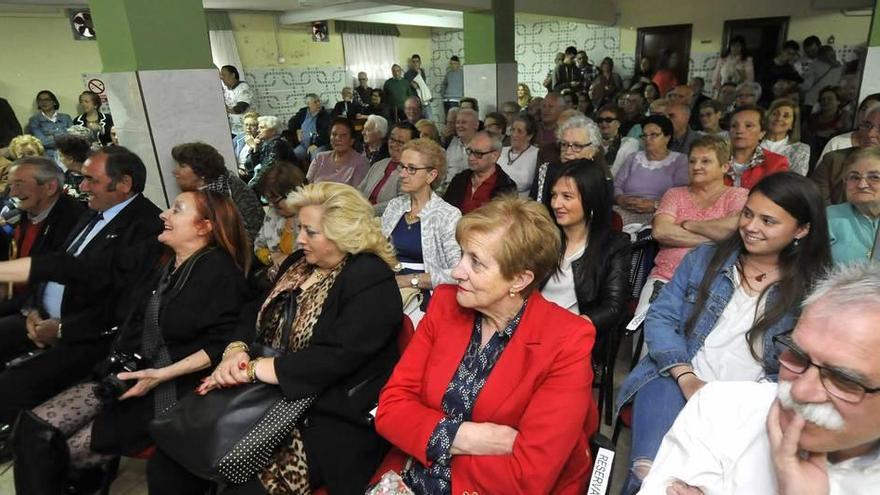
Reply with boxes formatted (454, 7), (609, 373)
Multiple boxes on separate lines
(384, 64), (415, 124)
(0, 146), (162, 442)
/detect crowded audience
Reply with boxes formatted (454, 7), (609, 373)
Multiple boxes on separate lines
(1, 26), (878, 495)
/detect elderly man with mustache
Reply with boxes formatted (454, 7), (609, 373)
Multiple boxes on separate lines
(638, 262), (880, 495)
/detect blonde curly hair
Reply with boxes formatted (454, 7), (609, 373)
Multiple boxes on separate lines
(9, 135), (45, 160)
(288, 182), (398, 269)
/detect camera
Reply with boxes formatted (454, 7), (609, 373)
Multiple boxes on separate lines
(94, 351), (150, 402)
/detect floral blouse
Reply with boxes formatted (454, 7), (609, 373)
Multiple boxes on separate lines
(402, 303), (527, 494)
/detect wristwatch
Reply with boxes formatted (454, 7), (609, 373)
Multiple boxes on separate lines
(410, 275), (420, 288)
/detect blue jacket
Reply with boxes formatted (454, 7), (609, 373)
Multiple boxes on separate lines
(28, 112), (73, 150)
(616, 244), (795, 413)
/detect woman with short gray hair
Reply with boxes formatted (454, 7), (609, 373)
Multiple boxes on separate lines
(530, 112), (606, 204)
(243, 115), (289, 186)
(363, 114), (390, 165)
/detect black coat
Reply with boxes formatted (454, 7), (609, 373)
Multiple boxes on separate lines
(288, 107), (332, 149)
(0, 97), (21, 148)
(571, 232), (631, 341)
(0, 194), (85, 315)
(443, 165), (518, 211)
(30, 194), (163, 343)
(259, 250), (402, 494)
(331, 100), (363, 119)
(33, 245), (249, 455)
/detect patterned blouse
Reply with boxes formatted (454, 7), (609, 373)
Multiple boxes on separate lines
(402, 302), (527, 494)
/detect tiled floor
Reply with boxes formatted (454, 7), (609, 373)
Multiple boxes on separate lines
(0, 336), (637, 495)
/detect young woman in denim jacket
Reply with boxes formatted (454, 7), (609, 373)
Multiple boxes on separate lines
(27, 90), (73, 161)
(616, 172), (832, 494)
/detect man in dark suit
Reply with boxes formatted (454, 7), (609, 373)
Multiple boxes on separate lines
(330, 87), (363, 119)
(0, 146), (163, 428)
(0, 97), (21, 151)
(0, 157), (85, 315)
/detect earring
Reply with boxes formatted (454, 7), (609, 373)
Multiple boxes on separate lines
(508, 289), (517, 298)
(793, 237), (800, 246)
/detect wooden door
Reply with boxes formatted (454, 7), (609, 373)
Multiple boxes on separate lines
(723, 17), (789, 82)
(636, 24), (692, 87)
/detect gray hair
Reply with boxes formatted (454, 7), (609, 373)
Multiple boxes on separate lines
(474, 131), (503, 152)
(365, 114), (389, 138)
(11, 156), (65, 191)
(457, 108), (478, 122)
(258, 115), (281, 131)
(736, 81), (762, 102)
(803, 262), (880, 314)
(556, 114), (601, 146)
(305, 93), (320, 104)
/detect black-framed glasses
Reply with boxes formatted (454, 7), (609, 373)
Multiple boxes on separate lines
(640, 132), (663, 140)
(558, 141), (592, 152)
(595, 117), (617, 124)
(465, 148), (495, 158)
(845, 172), (880, 186)
(388, 137), (406, 146)
(396, 164), (433, 175)
(774, 331), (880, 404)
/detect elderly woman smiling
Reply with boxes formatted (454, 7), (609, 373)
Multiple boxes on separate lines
(376, 196), (599, 494)
(827, 147), (880, 264)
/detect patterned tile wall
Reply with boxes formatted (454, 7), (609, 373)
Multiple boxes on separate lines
(242, 19), (863, 125)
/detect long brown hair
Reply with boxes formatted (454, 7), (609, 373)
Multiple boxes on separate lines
(189, 190), (252, 276)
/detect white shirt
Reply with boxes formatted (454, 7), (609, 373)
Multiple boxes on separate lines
(223, 81), (254, 135)
(610, 136), (640, 177)
(819, 131), (855, 162)
(691, 270), (765, 382)
(443, 137), (469, 192)
(498, 145), (539, 197)
(541, 245), (585, 314)
(639, 381), (880, 495)
(760, 136), (789, 155)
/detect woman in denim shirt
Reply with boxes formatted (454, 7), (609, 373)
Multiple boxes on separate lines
(27, 90), (73, 161)
(616, 172), (831, 494)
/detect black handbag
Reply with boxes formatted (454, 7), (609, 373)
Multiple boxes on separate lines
(149, 291), (314, 485)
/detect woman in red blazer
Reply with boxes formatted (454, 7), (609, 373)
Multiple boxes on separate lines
(727, 105), (790, 189)
(375, 196), (599, 495)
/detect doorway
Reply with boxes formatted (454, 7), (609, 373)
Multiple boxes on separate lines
(722, 17), (789, 79)
(636, 24), (692, 88)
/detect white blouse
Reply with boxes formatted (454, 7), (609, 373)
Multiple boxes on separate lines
(498, 145), (539, 197)
(541, 245), (585, 314)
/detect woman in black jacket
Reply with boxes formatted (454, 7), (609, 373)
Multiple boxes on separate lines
(541, 159), (631, 358)
(149, 182), (402, 494)
(1, 191), (251, 494)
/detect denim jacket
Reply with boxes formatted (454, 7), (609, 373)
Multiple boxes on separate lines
(616, 244), (796, 413)
(27, 112), (73, 150)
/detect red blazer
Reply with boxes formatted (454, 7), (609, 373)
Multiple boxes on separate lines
(375, 285), (599, 494)
(725, 148), (789, 189)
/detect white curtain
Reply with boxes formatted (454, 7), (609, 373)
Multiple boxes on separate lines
(206, 12), (243, 70)
(209, 30), (243, 70)
(342, 32), (398, 90)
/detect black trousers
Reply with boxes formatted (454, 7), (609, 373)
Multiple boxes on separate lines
(0, 313), (34, 365)
(0, 338), (110, 424)
(148, 449), (268, 494)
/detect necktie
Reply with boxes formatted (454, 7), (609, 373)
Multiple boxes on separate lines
(66, 212), (104, 255)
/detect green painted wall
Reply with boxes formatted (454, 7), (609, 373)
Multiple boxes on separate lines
(463, 0), (515, 65)
(89, 0), (213, 72)
(870, 4), (880, 47)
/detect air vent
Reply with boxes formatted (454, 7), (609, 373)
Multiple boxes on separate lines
(70, 9), (96, 41)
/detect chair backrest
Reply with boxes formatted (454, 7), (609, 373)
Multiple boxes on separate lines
(397, 315), (416, 354)
(628, 227), (658, 300)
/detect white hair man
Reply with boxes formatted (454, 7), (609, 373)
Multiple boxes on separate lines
(639, 262), (880, 494)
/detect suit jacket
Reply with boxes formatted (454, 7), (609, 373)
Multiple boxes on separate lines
(30, 194), (163, 344)
(443, 165), (518, 211)
(357, 157), (400, 215)
(376, 286), (599, 494)
(288, 107), (331, 148)
(0, 194), (85, 314)
(261, 251), (402, 494)
(810, 147), (852, 205)
(331, 100), (363, 119)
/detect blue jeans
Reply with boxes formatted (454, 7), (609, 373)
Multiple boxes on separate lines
(621, 375), (686, 495)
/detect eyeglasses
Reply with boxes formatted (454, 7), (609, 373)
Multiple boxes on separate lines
(595, 117), (617, 124)
(774, 331), (880, 404)
(265, 195), (285, 206)
(845, 172), (880, 186)
(396, 164), (433, 175)
(558, 141), (592, 152)
(465, 148), (495, 158)
(641, 132), (664, 140)
(858, 122), (880, 133)
(388, 137), (406, 146)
